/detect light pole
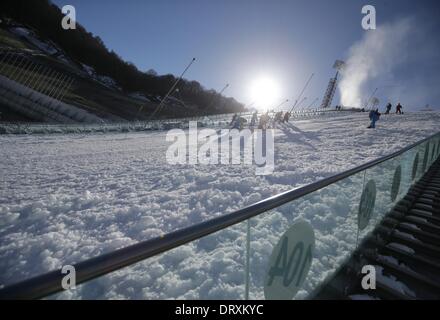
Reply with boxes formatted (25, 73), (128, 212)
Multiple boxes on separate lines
(207, 83), (229, 113)
(289, 73), (314, 113)
(173, 88), (189, 109)
(306, 97), (319, 109)
(149, 57), (196, 119)
(219, 83), (229, 95)
(291, 97), (307, 112)
(364, 87), (378, 110)
(273, 99), (289, 111)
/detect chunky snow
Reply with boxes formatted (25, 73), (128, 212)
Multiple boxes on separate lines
(1, 111), (439, 299)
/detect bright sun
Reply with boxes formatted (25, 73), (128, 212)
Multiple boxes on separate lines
(249, 76), (281, 109)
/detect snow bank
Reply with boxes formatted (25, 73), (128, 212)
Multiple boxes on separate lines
(0, 112), (439, 299)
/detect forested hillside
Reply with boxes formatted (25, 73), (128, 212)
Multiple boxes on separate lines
(0, 0), (244, 117)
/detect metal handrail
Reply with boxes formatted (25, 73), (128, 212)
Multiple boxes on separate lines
(1, 131), (439, 299)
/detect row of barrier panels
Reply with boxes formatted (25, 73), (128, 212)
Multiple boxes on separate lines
(0, 109), (349, 134)
(45, 134), (440, 300)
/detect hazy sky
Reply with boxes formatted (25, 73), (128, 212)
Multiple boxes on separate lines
(52, 0), (440, 110)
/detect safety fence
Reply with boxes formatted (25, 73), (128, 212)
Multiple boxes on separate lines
(0, 131), (439, 299)
(0, 49), (102, 123)
(0, 109), (350, 134)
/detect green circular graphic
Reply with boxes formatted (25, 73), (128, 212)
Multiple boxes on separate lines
(264, 220), (315, 300)
(358, 179), (376, 231)
(412, 153), (419, 181)
(391, 165), (401, 202)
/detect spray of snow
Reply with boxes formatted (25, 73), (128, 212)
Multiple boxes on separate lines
(339, 18), (414, 108)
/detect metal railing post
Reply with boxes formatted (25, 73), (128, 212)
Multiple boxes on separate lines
(245, 219), (251, 300)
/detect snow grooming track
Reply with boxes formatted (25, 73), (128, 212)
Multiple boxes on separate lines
(314, 157), (440, 300)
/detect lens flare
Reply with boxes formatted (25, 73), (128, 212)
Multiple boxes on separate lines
(249, 76), (281, 109)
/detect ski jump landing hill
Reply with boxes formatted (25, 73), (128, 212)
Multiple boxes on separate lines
(0, 128), (439, 300)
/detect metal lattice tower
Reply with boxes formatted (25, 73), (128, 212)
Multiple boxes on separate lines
(320, 60), (345, 109)
(320, 71), (338, 109)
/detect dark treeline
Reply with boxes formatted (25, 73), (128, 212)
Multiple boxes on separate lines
(0, 0), (244, 116)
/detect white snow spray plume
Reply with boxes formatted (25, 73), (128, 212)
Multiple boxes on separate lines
(339, 18), (414, 108)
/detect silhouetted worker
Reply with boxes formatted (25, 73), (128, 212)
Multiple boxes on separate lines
(230, 113), (238, 126)
(250, 111), (258, 129)
(232, 115), (247, 130)
(385, 103), (392, 114)
(368, 109), (381, 129)
(396, 103), (403, 114)
(274, 111), (283, 123)
(283, 111), (290, 123)
(258, 112), (270, 130)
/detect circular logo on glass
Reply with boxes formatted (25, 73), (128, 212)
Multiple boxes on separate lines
(358, 179), (376, 231)
(391, 165), (401, 202)
(412, 153), (419, 181)
(264, 220), (315, 300)
(422, 143), (430, 172)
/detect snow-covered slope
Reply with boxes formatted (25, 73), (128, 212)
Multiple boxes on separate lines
(0, 112), (439, 298)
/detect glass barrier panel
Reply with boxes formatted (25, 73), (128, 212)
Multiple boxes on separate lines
(429, 139), (438, 165)
(420, 141), (431, 176)
(359, 156), (398, 240)
(50, 220), (248, 299)
(431, 138), (438, 163)
(246, 170), (365, 300)
(426, 137), (436, 167)
(411, 143), (426, 185)
(34, 134), (440, 300)
(434, 138), (439, 160)
(437, 138), (440, 159)
(393, 143), (418, 202)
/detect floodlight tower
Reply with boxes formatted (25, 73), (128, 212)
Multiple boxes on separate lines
(214, 83), (230, 111)
(289, 73), (314, 113)
(306, 97), (319, 109)
(205, 83), (230, 115)
(149, 57), (196, 119)
(320, 60), (345, 109)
